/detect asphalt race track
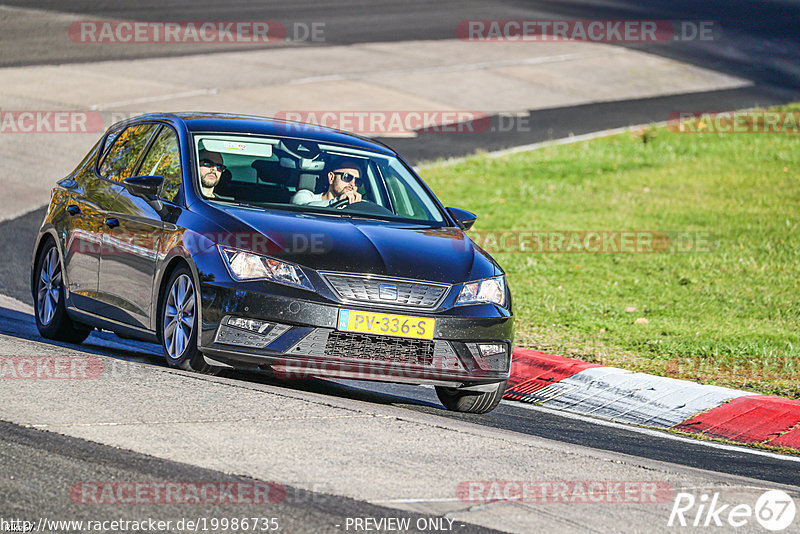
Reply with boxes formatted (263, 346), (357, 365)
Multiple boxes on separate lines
(1, 2), (800, 533)
(3, 0), (800, 93)
(2, 303), (799, 488)
(1, 305), (799, 532)
(0, 420), (502, 534)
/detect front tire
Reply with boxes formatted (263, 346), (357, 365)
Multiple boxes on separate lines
(435, 380), (508, 414)
(33, 241), (91, 343)
(159, 266), (217, 374)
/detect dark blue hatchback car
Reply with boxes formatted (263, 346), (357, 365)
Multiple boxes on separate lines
(32, 113), (513, 413)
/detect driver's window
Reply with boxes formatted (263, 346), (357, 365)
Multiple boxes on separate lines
(139, 127), (182, 202)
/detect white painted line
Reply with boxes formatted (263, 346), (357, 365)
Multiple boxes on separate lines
(487, 122), (669, 158)
(504, 400), (800, 463)
(28, 413), (382, 428)
(289, 51), (622, 85)
(375, 485), (800, 505)
(371, 497), (465, 504)
(0, 4), (83, 18)
(418, 103), (762, 169)
(89, 88), (220, 111)
(416, 122), (669, 171)
(0, 294), (34, 316)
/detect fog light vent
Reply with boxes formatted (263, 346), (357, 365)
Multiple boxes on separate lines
(214, 316), (289, 348)
(466, 343), (509, 371)
(226, 316), (272, 333)
(478, 343), (505, 357)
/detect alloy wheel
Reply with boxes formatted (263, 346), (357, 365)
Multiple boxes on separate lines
(163, 274), (195, 359)
(37, 247), (62, 326)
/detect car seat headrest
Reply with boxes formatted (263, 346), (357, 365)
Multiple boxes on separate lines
(297, 173), (320, 192)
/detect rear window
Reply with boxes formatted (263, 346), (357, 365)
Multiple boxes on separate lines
(98, 123), (158, 182)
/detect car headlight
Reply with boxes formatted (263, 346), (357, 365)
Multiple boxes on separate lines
(219, 246), (312, 290)
(456, 275), (507, 307)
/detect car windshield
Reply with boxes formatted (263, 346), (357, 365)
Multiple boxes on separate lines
(194, 134), (445, 224)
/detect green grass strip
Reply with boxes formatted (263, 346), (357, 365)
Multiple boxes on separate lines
(421, 104), (800, 398)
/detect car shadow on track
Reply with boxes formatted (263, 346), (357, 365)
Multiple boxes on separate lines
(0, 304), (442, 410)
(236, 369), (443, 409)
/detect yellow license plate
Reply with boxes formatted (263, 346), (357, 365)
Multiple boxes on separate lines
(337, 309), (435, 340)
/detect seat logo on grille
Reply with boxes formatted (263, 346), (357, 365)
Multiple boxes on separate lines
(378, 284), (398, 300)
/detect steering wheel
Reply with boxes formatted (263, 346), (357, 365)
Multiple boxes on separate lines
(329, 198), (351, 209)
(328, 198), (396, 217)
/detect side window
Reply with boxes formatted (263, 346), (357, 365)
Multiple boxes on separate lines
(98, 126), (123, 163)
(383, 167), (425, 219)
(97, 123), (157, 182)
(139, 127), (182, 202)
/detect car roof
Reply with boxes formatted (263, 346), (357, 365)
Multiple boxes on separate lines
(130, 112), (397, 156)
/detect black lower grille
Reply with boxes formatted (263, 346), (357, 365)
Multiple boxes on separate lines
(325, 331), (434, 365)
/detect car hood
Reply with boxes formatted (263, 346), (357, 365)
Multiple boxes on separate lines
(209, 204), (500, 284)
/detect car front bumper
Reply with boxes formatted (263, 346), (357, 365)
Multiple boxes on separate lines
(197, 281), (513, 387)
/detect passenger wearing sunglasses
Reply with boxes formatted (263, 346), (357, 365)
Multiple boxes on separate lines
(197, 149), (227, 198)
(291, 156), (364, 207)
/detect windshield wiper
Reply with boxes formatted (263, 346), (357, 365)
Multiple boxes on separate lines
(344, 213), (390, 222)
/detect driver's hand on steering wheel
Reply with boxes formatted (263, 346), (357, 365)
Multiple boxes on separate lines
(336, 190), (362, 204)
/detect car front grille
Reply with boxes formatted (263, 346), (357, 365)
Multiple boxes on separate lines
(324, 331), (435, 366)
(321, 273), (449, 309)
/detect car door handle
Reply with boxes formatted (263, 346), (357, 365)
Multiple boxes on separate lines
(66, 205), (81, 216)
(104, 218), (120, 229)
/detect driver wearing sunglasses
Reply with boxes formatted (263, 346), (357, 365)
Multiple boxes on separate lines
(291, 156), (364, 207)
(197, 149), (227, 198)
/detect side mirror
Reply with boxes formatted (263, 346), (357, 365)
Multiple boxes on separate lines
(123, 175), (165, 213)
(124, 175), (164, 197)
(446, 207), (477, 231)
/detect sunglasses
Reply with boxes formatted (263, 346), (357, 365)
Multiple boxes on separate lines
(333, 171), (363, 187)
(199, 159), (226, 172)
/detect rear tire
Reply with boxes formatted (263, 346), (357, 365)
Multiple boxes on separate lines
(435, 380), (507, 414)
(159, 266), (218, 374)
(33, 240), (91, 343)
